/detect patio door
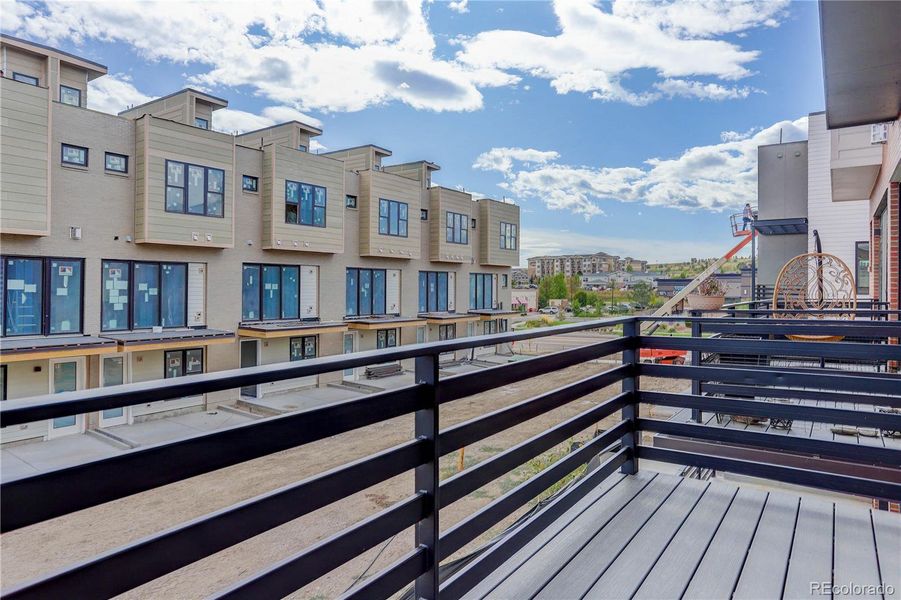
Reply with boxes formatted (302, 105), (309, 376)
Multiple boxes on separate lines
(240, 340), (259, 398)
(48, 357), (84, 438)
(99, 355), (129, 427)
(343, 333), (356, 381)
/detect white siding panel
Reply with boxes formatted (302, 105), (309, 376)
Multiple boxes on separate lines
(300, 265), (319, 318)
(387, 269), (401, 314)
(187, 263), (206, 326)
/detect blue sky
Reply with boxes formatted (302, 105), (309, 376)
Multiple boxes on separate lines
(4, 0), (823, 263)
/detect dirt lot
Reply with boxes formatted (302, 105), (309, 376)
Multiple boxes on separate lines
(0, 357), (688, 599)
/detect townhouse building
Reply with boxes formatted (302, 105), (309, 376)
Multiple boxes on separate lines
(0, 35), (520, 443)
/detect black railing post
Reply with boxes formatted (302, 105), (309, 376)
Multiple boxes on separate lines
(690, 311), (702, 423)
(620, 318), (639, 475)
(414, 354), (440, 599)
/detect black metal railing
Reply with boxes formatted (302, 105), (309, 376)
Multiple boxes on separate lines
(1, 316), (899, 600)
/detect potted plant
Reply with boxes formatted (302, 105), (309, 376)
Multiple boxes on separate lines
(686, 277), (726, 311)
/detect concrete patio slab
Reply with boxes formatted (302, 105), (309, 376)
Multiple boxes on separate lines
(1, 434), (122, 480)
(106, 410), (257, 446)
(240, 385), (366, 414)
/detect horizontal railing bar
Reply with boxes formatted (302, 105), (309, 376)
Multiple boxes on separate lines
(639, 336), (901, 362)
(213, 493), (428, 600)
(702, 383), (901, 409)
(699, 323), (901, 337)
(640, 391), (901, 430)
(439, 451), (629, 600)
(440, 338), (631, 404)
(339, 547), (428, 600)
(639, 364), (901, 395)
(0, 385), (426, 533)
(440, 393), (631, 507)
(439, 422), (630, 560)
(639, 314), (901, 322)
(0, 440), (428, 600)
(639, 419), (901, 468)
(638, 446), (901, 501)
(700, 361), (894, 380)
(438, 366), (630, 455)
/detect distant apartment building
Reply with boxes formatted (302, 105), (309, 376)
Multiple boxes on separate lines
(527, 252), (647, 279)
(581, 271), (662, 289)
(511, 267), (531, 287)
(0, 35), (520, 443)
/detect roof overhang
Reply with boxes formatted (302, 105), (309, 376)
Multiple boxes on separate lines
(238, 321), (348, 339)
(418, 313), (481, 325)
(468, 310), (520, 320)
(752, 218), (808, 236)
(346, 317), (426, 330)
(0, 336), (118, 363)
(101, 328), (235, 352)
(0, 33), (108, 80)
(819, 0), (901, 128)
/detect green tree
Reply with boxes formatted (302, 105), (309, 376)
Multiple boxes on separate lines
(626, 264), (634, 272)
(630, 281), (654, 307)
(538, 274), (567, 307)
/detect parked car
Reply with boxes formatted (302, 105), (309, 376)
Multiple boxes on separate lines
(539, 307), (558, 315)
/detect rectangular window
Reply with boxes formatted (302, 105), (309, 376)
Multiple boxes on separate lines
(194, 117), (209, 130)
(346, 268), (394, 316)
(298, 144), (308, 152)
(105, 152), (128, 173)
(60, 85), (81, 106)
(472, 218), (477, 229)
(286, 180), (327, 227)
(165, 348), (203, 378)
(61, 144), (88, 167)
(418, 271), (452, 313)
(855, 241), (870, 295)
(100, 260), (187, 331)
(377, 329), (398, 349)
(2, 257), (84, 336)
(502, 274), (509, 288)
(446, 211), (469, 244)
(378, 199), (408, 237)
(165, 160), (225, 217)
(469, 273), (495, 310)
(500, 222), (518, 250)
(290, 336), (317, 361)
(439, 324), (455, 341)
(345, 194), (357, 208)
(421, 209), (428, 220)
(242, 175), (259, 192)
(242, 264), (313, 322)
(12, 72), (38, 85)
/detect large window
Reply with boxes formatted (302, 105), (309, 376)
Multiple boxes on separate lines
(469, 273), (495, 310)
(377, 329), (398, 349)
(101, 260), (187, 331)
(346, 268), (393, 316)
(446, 212), (469, 244)
(241, 264), (305, 321)
(856, 241), (870, 295)
(60, 85), (81, 106)
(165, 348), (203, 378)
(378, 199), (408, 237)
(61, 144), (88, 167)
(286, 180), (326, 227)
(290, 336), (317, 361)
(2, 257), (83, 336)
(419, 271), (450, 313)
(500, 222), (518, 250)
(165, 160), (224, 217)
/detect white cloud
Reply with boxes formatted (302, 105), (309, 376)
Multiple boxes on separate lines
(448, 0), (469, 14)
(654, 78), (760, 101)
(87, 73), (152, 114)
(474, 116), (808, 218)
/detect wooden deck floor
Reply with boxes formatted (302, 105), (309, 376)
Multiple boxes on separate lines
(461, 471), (900, 600)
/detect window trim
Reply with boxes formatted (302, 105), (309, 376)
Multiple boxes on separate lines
(59, 84), (81, 106)
(289, 335), (318, 361)
(377, 328), (398, 349)
(378, 198), (409, 238)
(61, 143), (88, 167)
(164, 348), (204, 378)
(241, 263), (314, 322)
(194, 117), (209, 130)
(104, 152), (129, 174)
(345, 194), (358, 209)
(12, 72), (38, 86)
(346, 267), (396, 317)
(1, 255), (85, 337)
(469, 273), (495, 310)
(855, 241), (870, 295)
(438, 323), (456, 341)
(242, 175), (259, 193)
(446, 211), (469, 245)
(164, 159), (226, 218)
(500, 222), (518, 250)
(285, 179), (327, 228)
(100, 259), (190, 332)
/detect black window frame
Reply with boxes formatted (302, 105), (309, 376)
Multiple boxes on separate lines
(12, 72), (38, 86)
(164, 159), (225, 218)
(285, 179), (327, 228)
(241, 263), (311, 322)
(418, 270), (452, 313)
(164, 348), (204, 378)
(242, 175), (259, 193)
(345, 194), (357, 209)
(469, 272), (495, 310)
(438, 323), (456, 341)
(104, 152), (129, 174)
(289, 335), (318, 361)
(378, 198), (409, 237)
(855, 241), (870, 295)
(1, 364), (6, 401)
(59, 84), (81, 107)
(500, 222), (518, 250)
(421, 209), (428, 221)
(61, 143), (88, 167)
(1, 255), (85, 337)
(194, 117), (209, 130)
(100, 259), (189, 332)
(446, 211), (469, 245)
(377, 329), (398, 349)
(346, 267), (394, 317)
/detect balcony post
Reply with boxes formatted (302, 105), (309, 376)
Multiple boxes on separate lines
(690, 311), (702, 423)
(414, 353), (440, 599)
(620, 318), (639, 475)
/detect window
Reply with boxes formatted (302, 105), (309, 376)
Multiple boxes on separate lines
(2, 257), (83, 336)
(61, 144), (88, 167)
(346, 194), (357, 209)
(500, 222), (518, 250)
(377, 329), (398, 349)
(446, 212), (469, 244)
(242, 175), (259, 193)
(469, 273), (495, 310)
(12, 72), (38, 85)
(855, 241), (870, 295)
(502, 274), (509, 288)
(165, 348), (203, 378)
(101, 260), (187, 331)
(194, 117), (209, 130)
(290, 336), (317, 361)
(472, 218), (477, 229)
(439, 324), (455, 341)
(419, 271), (451, 313)
(1, 365), (6, 401)
(346, 268), (393, 316)
(286, 180), (327, 227)
(241, 264), (307, 321)
(378, 199), (408, 237)
(60, 85), (81, 106)
(421, 209), (428, 220)
(165, 160), (224, 217)
(105, 152), (128, 173)
(298, 144), (308, 152)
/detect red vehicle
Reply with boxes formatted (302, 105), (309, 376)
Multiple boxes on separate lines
(639, 348), (688, 365)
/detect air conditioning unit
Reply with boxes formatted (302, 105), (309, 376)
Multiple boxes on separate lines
(871, 123), (889, 144)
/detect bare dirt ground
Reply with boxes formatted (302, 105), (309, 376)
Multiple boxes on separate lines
(0, 357), (688, 599)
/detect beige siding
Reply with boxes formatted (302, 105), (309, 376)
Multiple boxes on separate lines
(263, 144), (345, 253)
(0, 77), (50, 235)
(58, 63), (87, 107)
(429, 187), (472, 263)
(322, 147), (375, 172)
(479, 199), (520, 267)
(4, 46), (46, 85)
(121, 95), (189, 124)
(136, 115), (235, 247)
(359, 169), (421, 259)
(384, 163), (423, 183)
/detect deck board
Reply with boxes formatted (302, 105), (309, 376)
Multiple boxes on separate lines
(732, 492), (800, 599)
(872, 509), (901, 600)
(834, 503), (882, 598)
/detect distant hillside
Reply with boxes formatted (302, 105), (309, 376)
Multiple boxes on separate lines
(648, 257), (750, 279)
